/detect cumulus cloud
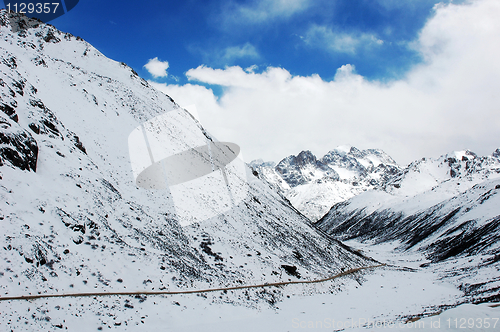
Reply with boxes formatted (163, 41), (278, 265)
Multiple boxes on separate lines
(303, 24), (384, 54)
(152, 0), (500, 165)
(149, 81), (222, 124)
(144, 57), (170, 78)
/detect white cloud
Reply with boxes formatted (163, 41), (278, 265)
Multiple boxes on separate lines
(222, 43), (260, 62)
(144, 57), (170, 78)
(151, 0), (500, 165)
(304, 24), (384, 54)
(245, 65), (259, 73)
(149, 81), (222, 124)
(376, 0), (458, 11)
(189, 43), (260, 67)
(220, 0), (312, 26)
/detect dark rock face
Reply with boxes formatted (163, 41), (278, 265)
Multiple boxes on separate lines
(0, 11), (42, 33)
(322, 150), (366, 175)
(0, 102), (18, 122)
(493, 148), (500, 159)
(0, 115), (38, 171)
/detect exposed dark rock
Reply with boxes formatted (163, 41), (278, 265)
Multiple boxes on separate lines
(0, 115), (38, 171)
(281, 264), (301, 278)
(71, 134), (86, 154)
(0, 102), (18, 122)
(275, 150), (339, 187)
(493, 148), (500, 159)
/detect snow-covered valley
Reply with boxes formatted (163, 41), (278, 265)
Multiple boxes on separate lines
(4, 240), (499, 331)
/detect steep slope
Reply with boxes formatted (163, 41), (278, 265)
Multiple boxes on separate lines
(0, 11), (374, 329)
(316, 149), (500, 303)
(251, 146), (401, 221)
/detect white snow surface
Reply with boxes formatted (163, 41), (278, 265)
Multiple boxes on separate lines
(287, 179), (368, 220)
(4, 239), (498, 331)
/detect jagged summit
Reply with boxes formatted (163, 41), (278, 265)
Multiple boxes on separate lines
(275, 150), (339, 188)
(331, 145), (352, 154)
(322, 147), (398, 179)
(252, 147), (401, 220)
(253, 147), (500, 222)
(449, 149), (477, 161)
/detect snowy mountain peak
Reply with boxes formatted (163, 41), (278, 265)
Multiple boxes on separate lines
(322, 147), (397, 170)
(253, 147), (401, 220)
(256, 147), (500, 222)
(332, 145), (352, 154)
(449, 149), (478, 161)
(248, 158), (275, 169)
(292, 150), (317, 166)
(275, 150), (339, 188)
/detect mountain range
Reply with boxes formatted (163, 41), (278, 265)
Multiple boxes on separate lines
(315, 149), (500, 304)
(250, 146), (401, 221)
(258, 147), (500, 304)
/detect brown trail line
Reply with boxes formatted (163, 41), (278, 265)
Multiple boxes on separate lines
(0, 264), (385, 302)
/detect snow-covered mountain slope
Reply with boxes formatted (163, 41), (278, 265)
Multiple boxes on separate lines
(384, 149), (500, 197)
(0, 11), (375, 329)
(316, 149), (500, 303)
(251, 146), (401, 221)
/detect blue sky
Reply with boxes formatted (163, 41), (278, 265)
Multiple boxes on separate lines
(49, 0), (441, 85)
(4, 0), (499, 164)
